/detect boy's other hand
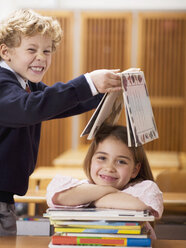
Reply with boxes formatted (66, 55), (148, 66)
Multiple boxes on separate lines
(89, 69), (122, 93)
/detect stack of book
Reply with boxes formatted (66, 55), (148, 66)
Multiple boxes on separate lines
(45, 208), (154, 248)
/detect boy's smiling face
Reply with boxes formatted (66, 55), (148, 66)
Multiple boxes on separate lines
(1, 34), (52, 82)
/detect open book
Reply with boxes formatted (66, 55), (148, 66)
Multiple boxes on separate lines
(81, 68), (158, 147)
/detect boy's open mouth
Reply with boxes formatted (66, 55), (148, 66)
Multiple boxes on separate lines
(30, 66), (44, 72)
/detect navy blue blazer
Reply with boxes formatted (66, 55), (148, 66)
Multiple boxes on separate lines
(0, 67), (102, 202)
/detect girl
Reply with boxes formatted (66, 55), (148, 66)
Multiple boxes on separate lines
(47, 124), (163, 238)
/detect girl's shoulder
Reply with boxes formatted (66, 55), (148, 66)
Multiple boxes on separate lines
(123, 180), (161, 193)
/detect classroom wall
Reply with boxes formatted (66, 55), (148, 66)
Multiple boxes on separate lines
(1, 0), (186, 14)
(1, 1), (186, 167)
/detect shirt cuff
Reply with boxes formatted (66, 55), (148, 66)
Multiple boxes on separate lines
(84, 73), (98, 96)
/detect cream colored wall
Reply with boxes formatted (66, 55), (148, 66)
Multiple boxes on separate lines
(0, 0), (185, 18)
(59, 0), (186, 10)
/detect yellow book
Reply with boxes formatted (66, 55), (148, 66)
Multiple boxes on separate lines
(54, 227), (141, 235)
(54, 224), (141, 230)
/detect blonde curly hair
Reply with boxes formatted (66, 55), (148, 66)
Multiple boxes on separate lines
(0, 9), (62, 60)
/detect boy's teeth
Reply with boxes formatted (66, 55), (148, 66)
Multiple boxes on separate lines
(31, 67), (42, 71)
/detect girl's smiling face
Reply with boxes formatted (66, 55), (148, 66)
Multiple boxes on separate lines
(90, 136), (140, 190)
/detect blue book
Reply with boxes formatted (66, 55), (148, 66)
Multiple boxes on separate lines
(127, 238), (151, 247)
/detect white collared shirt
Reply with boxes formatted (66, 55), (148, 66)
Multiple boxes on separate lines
(84, 73), (98, 96)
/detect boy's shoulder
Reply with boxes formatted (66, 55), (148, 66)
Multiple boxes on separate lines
(0, 66), (16, 78)
(0, 66), (45, 91)
(0, 66), (19, 87)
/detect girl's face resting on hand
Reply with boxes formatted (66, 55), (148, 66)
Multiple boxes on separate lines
(90, 136), (140, 190)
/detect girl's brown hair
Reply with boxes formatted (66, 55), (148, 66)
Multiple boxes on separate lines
(83, 124), (154, 185)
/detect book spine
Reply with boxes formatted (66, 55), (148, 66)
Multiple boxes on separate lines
(52, 236), (151, 247)
(56, 225), (141, 230)
(127, 238), (151, 247)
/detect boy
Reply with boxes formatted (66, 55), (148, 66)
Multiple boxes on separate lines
(0, 9), (121, 235)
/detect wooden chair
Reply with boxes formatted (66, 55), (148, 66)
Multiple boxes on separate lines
(14, 178), (45, 216)
(156, 169), (186, 193)
(156, 169), (186, 214)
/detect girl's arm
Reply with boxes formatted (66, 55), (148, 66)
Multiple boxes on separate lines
(52, 183), (118, 206)
(93, 191), (151, 211)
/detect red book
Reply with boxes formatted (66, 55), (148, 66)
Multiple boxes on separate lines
(52, 235), (125, 246)
(52, 235), (151, 246)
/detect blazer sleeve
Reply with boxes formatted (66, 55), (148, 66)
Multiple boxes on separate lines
(0, 74), (102, 127)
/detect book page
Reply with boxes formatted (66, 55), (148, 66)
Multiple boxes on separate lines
(121, 71), (158, 147)
(81, 91), (123, 140)
(80, 93), (107, 136)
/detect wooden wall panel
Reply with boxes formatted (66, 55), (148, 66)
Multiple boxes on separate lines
(79, 12), (132, 144)
(138, 12), (186, 152)
(33, 10), (186, 165)
(36, 11), (73, 167)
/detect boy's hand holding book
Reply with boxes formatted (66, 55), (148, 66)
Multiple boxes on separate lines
(89, 69), (122, 93)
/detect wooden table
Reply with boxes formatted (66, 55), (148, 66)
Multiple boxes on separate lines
(53, 145), (89, 168)
(30, 167), (86, 181)
(0, 236), (186, 248)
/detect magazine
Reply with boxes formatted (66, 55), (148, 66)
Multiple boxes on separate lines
(81, 68), (158, 147)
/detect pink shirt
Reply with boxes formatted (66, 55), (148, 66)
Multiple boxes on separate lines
(46, 175), (163, 239)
